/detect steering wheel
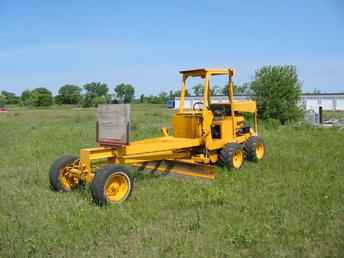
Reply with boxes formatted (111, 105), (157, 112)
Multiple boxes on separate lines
(192, 101), (204, 111)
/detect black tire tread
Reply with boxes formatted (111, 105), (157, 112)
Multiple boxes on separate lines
(244, 136), (265, 162)
(49, 155), (78, 191)
(91, 165), (134, 206)
(218, 143), (244, 169)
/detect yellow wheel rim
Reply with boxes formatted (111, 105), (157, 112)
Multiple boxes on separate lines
(256, 143), (265, 160)
(232, 150), (244, 169)
(59, 166), (78, 191)
(105, 173), (130, 203)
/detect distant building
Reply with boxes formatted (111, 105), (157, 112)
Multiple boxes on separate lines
(301, 93), (344, 111)
(173, 93), (344, 111)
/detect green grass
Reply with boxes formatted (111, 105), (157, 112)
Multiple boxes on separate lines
(0, 105), (343, 258)
(323, 111), (344, 121)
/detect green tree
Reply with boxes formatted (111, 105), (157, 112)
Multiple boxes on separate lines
(114, 83), (135, 103)
(158, 91), (169, 103)
(92, 96), (107, 107)
(82, 82), (109, 107)
(221, 83), (251, 95)
(211, 85), (222, 96)
(56, 84), (82, 104)
(251, 65), (302, 124)
(234, 82), (251, 95)
(169, 90), (174, 99)
(83, 82), (108, 96)
(192, 84), (203, 96)
(0, 93), (6, 108)
(30, 88), (53, 107)
(139, 94), (145, 103)
(21, 90), (32, 105)
(1, 91), (20, 104)
(81, 95), (93, 108)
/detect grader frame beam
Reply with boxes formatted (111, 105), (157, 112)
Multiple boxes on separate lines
(78, 145), (215, 182)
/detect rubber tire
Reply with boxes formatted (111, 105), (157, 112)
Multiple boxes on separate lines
(91, 165), (134, 206)
(49, 155), (79, 191)
(218, 143), (244, 170)
(244, 136), (265, 162)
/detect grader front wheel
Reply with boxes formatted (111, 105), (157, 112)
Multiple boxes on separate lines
(244, 136), (265, 162)
(218, 143), (245, 170)
(91, 165), (134, 205)
(49, 155), (81, 191)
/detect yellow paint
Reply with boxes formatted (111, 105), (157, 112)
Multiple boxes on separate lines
(179, 75), (187, 112)
(131, 160), (216, 180)
(256, 143), (265, 160)
(59, 168), (76, 191)
(121, 136), (201, 155)
(232, 149), (244, 169)
(172, 113), (202, 138)
(79, 147), (114, 183)
(71, 68), (262, 184)
(117, 150), (191, 164)
(161, 127), (169, 136)
(58, 160), (81, 190)
(105, 172), (130, 203)
(232, 101), (257, 113)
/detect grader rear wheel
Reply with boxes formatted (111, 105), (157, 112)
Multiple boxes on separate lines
(49, 155), (80, 191)
(91, 165), (134, 205)
(218, 143), (245, 170)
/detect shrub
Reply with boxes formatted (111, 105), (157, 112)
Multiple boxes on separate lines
(92, 96), (106, 107)
(54, 95), (64, 105)
(82, 82), (109, 107)
(0, 94), (6, 108)
(1, 91), (20, 104)
(114, 83), (135, 103)
(30, 88), (53, 107)
(263, 118), (281, 129)
(251, 65), (302, 124)
(56, 84), (82, 104)
(21, 90), (32, 105)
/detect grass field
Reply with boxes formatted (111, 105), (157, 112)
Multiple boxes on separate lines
(324, 111), (344, 121)
(0, 105), (344, 258)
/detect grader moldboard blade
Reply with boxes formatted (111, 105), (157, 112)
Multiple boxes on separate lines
(133, 160), (216, 180)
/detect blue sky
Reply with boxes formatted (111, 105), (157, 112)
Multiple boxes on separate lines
(0, 0), (343, 96)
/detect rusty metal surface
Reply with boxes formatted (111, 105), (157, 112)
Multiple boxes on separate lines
(96, 104), (130, 146)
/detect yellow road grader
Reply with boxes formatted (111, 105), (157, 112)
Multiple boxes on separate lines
(49, 68), (265, 205)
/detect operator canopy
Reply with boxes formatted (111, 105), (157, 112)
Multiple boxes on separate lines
(179, 68), (235, 78)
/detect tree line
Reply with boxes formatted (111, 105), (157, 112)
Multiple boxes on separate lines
(0, 83), (184, 108)
(0, 83), (138, 108)
(0, 65), (302, 123)
(0, 82), (249, 108)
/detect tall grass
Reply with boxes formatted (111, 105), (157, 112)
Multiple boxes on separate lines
(0, 105), (343, 257)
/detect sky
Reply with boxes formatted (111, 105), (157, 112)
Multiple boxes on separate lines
(0, 0), (343, 96)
